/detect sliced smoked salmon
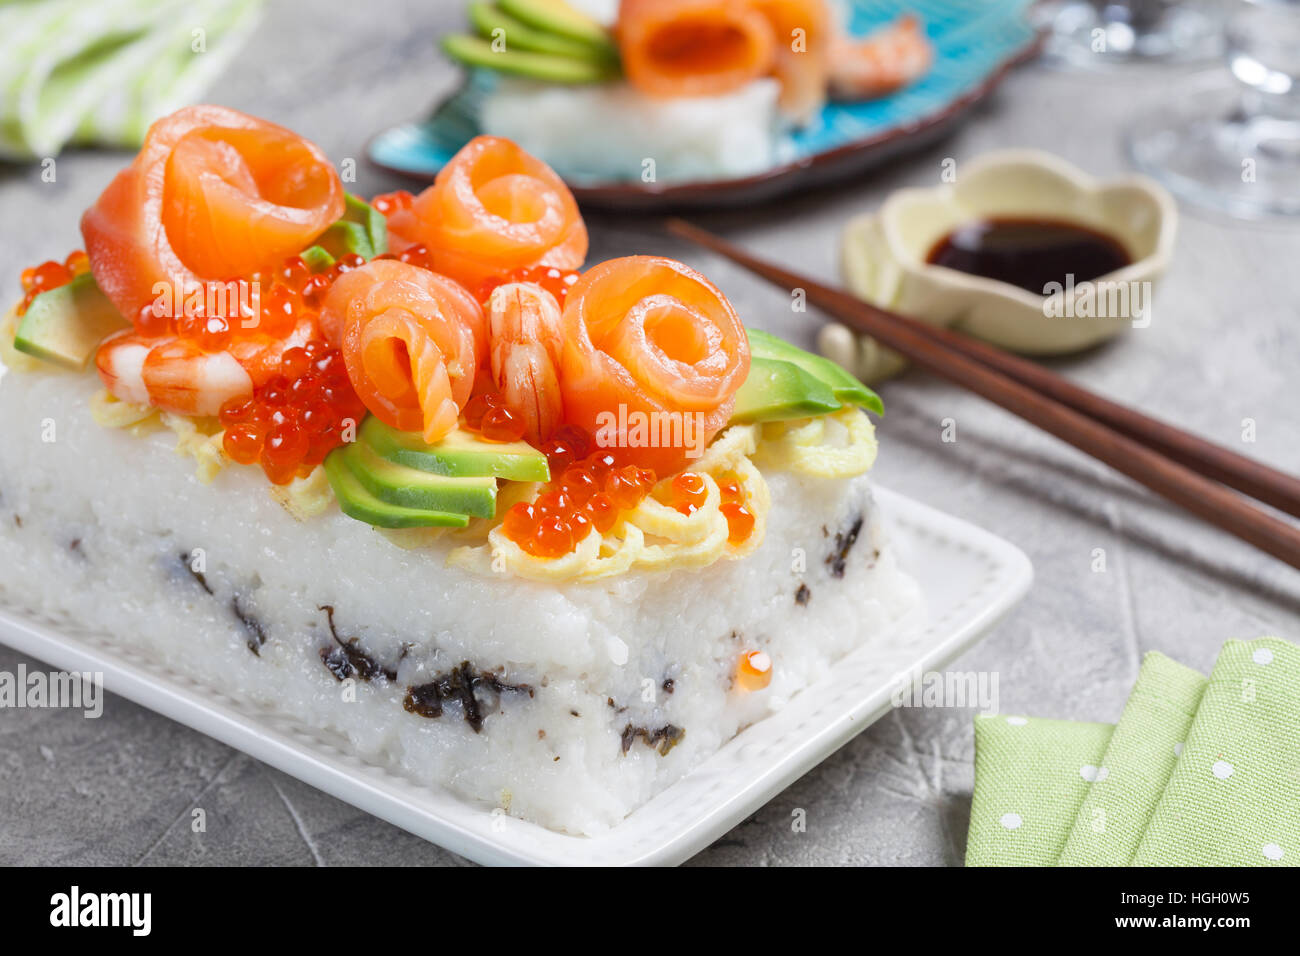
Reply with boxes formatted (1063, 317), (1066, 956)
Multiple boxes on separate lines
(559, 255), (750, 476)
(749, 0), (832, 123)
(320, 259), (486, 443)
(403, 136), (587, 290)
(81, 105), (344, 324)
(618, 0), (776, 99)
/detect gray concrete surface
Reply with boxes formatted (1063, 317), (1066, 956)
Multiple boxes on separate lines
(0, 1), (1296, 866)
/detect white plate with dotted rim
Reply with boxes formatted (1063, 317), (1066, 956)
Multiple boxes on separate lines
(0, 486), (1030, 865)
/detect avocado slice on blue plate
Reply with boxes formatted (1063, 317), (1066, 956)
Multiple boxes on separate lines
(498, 0), (614, 51)
(442, 34), (617, 84)
(469, 1), (617, 62)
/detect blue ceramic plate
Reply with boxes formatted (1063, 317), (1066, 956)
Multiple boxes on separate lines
(368, 0), (1041, 210)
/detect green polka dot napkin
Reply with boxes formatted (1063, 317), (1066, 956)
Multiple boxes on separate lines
(1058, 652), (1207, 865)
(1132, 639), (1299, 866)
(966, 638), (1297, 867)
(0, 0), (262, 161)
(967, 716), (1113, 866)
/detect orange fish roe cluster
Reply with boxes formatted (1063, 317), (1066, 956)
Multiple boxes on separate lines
(370, 190), (414, 217)
(669, 472), (708, 515)
(372, 242), (436, 272)
(503, 425), (657, 558)
(131, 249), (369, 347)
(16, 251), (89, 315)
(461, 391), (527, 443)
(656, 470), (754, 545)
(219, 340), (366, 485)
(718, 474), (756, 545)
(474, 265), (581, 307)
(735, 649), (773, 692)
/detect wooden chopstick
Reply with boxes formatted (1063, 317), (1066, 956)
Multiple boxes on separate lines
(874, 304), (1300, 520)
(665, 217), (1300, 573)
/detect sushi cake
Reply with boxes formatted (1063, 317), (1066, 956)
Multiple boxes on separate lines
(0, 106), (918, 835)
(441, 0), (935, 185)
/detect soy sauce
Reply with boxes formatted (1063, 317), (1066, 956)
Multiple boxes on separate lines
(926, 217), (1131, 295)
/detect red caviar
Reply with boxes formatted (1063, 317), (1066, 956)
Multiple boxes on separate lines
(480, 404), (527, 443)
(397, 243), (432, 270)
(735, 650), (773, 692)
(474, 265), (582, 307)
(717, 472), (754, 544)
(15, 251), (88, 315)
(461, 391), (528, 443)
(670, 472), (708, 515)
(502, 425), (659, 558)
(371, 190), (413, 217)
(219, 339), (365, 484)
(118, 248), (357, 343)
(721, 502), (755, 544)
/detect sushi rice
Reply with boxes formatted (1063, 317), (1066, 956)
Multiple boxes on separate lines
(480, 78), (782, 184)
(0, 365), (918, 834)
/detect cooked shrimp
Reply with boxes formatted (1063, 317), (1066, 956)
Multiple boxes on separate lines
(320, 259), (486, 444)
(827, 14), (932, 101)
(94, 315), (318, 417)
(487, 282), (564, 445)
(228, 316), (318, 388)
(96, 330), (253, 417)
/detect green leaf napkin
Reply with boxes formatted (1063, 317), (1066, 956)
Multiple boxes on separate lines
(966, 638), (1297, 867)
(0, 0), (262, 161)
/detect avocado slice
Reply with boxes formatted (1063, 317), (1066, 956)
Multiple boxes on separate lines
(498, 0), (613, 50)
(732, 356), (843, 424)
(748, 328), (883, 415)
(362, 416), (550, 482)
(441, 34), (617, 84)
(340, 193), (388, 257)
(313, 194), (388, 262)
(345, 442), (499, 518)
(13, 273), (129, 370)
(470, 1), (617, 62)
(316, 220), (374, 261)
(300, 245), (335, 273)
(324, 448), (472, 529)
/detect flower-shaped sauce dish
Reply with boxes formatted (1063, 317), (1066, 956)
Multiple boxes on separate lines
(821, 149), (1178, 382)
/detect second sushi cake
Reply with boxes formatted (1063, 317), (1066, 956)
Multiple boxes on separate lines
(0, 106), (918, 834)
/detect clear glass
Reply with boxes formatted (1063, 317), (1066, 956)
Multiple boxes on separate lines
(1035, 0), (1225, 67)
(1127, 0), (1300, 219)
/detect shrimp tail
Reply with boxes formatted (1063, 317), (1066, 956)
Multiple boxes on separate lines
(487, 282), (564, 445)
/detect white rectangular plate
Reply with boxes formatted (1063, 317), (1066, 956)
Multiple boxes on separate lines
(0, 486), (1030, 866)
